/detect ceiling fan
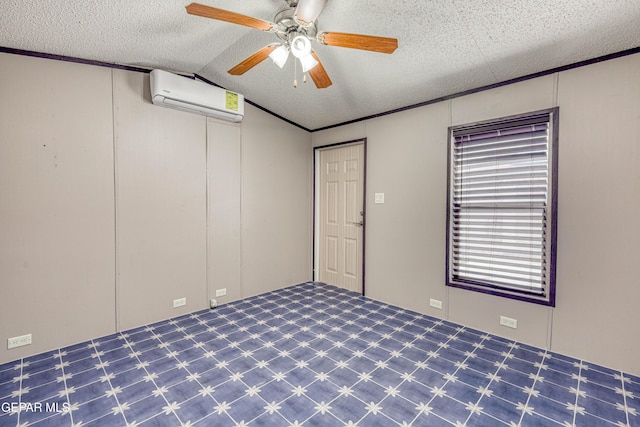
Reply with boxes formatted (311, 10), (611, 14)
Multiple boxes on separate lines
(186, 0), (398, 89)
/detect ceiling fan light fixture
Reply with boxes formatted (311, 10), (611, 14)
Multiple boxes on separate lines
(299, 53), (318, 72)
(290, 35), (311, 58)
(269, 44), (289, 68)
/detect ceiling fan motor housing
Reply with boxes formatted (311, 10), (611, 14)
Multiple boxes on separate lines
(274, 7), (317, 45)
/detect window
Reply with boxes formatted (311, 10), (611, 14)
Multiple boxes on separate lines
(446, 108), (558, 306)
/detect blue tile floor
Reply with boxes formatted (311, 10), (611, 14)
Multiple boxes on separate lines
(1, 282), (638, 426)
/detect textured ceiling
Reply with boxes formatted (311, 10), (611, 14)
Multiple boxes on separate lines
(1, 0), (639, 130)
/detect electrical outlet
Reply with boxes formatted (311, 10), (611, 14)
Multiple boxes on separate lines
(500, 316), (518, 329)
(173, 297), (186, 308)
(8, 334), (32, 349)
(215, 288), (227, 297)
(429, 299), (443, 309)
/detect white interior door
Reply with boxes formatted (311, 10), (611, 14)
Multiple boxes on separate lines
(317, 143), (365, 292)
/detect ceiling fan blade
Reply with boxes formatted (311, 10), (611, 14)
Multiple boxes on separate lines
(308, 51), (332, 89)
(228, 45), (278, 75)
(186, 3), (274, 31)
(318, 32), (398, 54)
(294, 0), (327, 27)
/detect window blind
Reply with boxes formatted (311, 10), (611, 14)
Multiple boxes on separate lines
(450, 117), (551, 295)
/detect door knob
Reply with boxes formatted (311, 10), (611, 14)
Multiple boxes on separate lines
(350, 220), (364, 227)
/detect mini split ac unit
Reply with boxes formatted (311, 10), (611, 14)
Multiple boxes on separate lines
(150, 69), (244, 122)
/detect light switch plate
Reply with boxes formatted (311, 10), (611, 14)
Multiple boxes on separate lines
(375, 193), (385, 204)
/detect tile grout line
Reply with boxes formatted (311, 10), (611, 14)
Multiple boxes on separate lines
(571, 360), (584, 426)
(349, 319), (455, 426)
(144, 318), (284, 422)
(56, 350), (75, 425)
(220, 289), (446, 425)
(619, 370), (630, 427)
(175, 314), (280, 426)
(373, 299), (451, 412)
(412, 325), (482, 426)
(16, 358), (23, 426)
(299, 304), (399, 425)
(197, 317), (299, 424)
(242, 300), (385, 425)
(215, 298), (335, 423)
(179, 312), (237, 426)
(90, 339), (132, 425)
(122, 328), (200, 425)
(311, 286), (540, 426)
(462, 333), (515, 426)
(251, 291), (389, 422)
(515, 347), (547, 426)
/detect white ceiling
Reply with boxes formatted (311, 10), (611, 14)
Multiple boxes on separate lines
(1, 0), (639, 130)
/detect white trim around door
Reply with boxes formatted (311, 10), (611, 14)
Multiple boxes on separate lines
(314, 139), (366, 294)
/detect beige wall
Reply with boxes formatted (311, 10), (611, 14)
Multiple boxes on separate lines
(114, 70), (208, 330)
(240, 105), (313, 297)
(313, 53), (640, 376)
(0, 54), (116, 362)
(0, 53), (312, 364)
(207, 121), (242, 304)
(363, 104), (449, 317)
(552, 56), (640, 373)
(207, 106), (313, 304)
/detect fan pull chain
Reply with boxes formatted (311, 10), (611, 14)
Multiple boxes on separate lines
(304, 74), (307, 84)
(294, 59), (298, 88)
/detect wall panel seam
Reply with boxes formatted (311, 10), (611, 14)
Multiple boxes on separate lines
(111, 68), (120, 332)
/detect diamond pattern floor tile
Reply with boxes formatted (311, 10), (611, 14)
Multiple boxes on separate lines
(0, 282), (637, 426)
